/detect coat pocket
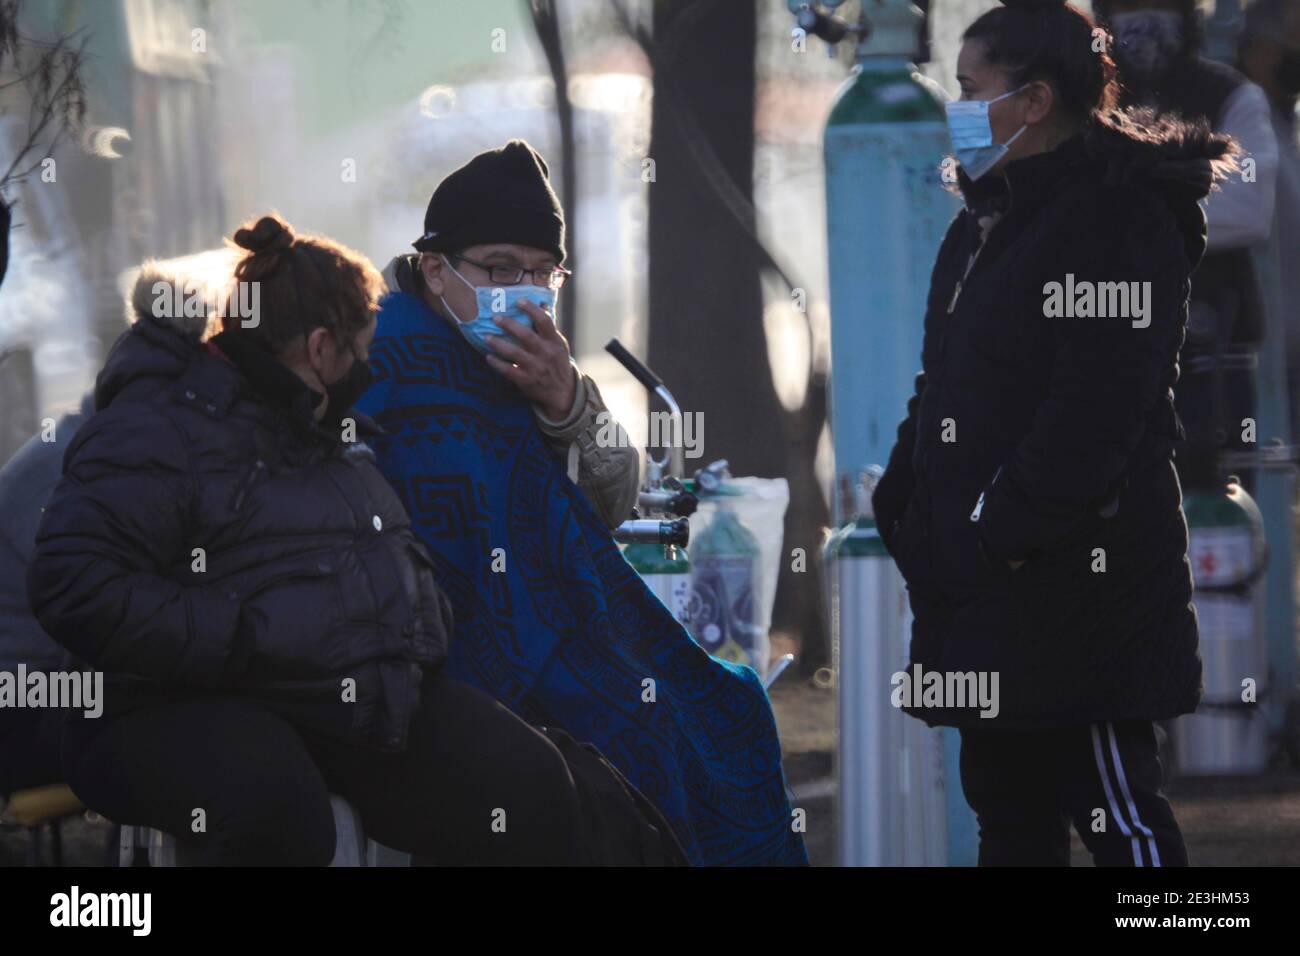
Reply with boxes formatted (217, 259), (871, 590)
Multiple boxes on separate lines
(392, 539), (454, 666)
(886, 500), (935, 596)
(925, 475), (1014, 602)
(240, 560), (337, 601)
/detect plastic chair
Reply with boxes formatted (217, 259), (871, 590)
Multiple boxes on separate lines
(0, 783), (84, 866)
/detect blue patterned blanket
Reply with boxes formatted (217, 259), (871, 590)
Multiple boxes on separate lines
(357, 291), (807, 865)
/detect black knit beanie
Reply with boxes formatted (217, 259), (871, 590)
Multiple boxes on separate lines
(412, 139), (566, 263)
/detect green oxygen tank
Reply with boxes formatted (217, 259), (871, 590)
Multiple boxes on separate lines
(688, 495), (765, 676)
(623, 540), (691, 627)
(1177, 480), (1269, 774)
(800, 0), (976, 868)
(822, 0), (957, 512)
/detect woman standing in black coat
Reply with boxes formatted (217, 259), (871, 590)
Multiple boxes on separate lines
(873, 0), (1233, 866)
(26, 215), (674, 865)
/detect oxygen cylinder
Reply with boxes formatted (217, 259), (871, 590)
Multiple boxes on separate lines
(688, 498), (766, 677)
(623, 542), (691, 627)
(1176, 481), (1269, 774)
(819, 0), (975, 866)
(823, 0), (958, 500)
(826, 472), (947, 866)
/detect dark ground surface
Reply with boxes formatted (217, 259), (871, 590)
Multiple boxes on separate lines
(3, 665), (1297, 868)
(766, 676), (1300, 867)
(1, 678), (1297, 867)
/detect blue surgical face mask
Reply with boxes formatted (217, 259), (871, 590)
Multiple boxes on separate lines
(439, 256), (558, 356)
(944, 84), (1029, 181)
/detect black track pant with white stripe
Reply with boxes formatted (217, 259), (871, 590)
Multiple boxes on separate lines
(958, 720), (1188, 866)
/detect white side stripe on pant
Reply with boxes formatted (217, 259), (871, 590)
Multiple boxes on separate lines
(1103, 721), (1161, 867)
(1089, 723), (1159, 866)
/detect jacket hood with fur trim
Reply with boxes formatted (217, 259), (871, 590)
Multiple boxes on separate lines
(95, 264), (217, 412)
(1080, 108), (1237, 202)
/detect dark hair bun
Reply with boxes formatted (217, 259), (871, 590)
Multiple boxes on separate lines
(232, 214), (294, 281)
(234, 214), (294, 254)
(998, 0), (1068, 7)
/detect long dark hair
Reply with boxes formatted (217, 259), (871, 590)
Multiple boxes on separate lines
(963, 0), (1121, 126)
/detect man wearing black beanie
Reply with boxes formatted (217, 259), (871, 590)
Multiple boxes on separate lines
(354, 141), (810, 866)
(369, 139), (638, 526)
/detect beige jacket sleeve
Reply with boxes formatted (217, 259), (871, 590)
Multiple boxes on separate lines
(534, 364), (641, 528)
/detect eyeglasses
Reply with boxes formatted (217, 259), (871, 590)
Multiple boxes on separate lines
(450, 253), (572, 291)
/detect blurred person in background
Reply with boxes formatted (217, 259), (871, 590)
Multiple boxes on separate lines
(1238, 0), (1300, 441)
(0, 395), (91, 810)
(874, 0), (1228, 866)
(1096, 0), (1279, 491)
(0, 183), (92, 820)
(357, 139), (808, 866)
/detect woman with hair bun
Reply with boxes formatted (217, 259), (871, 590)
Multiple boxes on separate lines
(27, 213), (684, 865)
(873, 0), (1234, 866)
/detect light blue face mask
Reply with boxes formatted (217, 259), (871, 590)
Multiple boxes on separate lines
(440, 256), (558, 356)
(944, 84), (1029, 182)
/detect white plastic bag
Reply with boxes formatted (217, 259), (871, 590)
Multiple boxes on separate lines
(685, 477), (789, 679)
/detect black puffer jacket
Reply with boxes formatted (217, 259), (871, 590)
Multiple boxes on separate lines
(26, 269), (453, 753)
(873, 113), (1232, 732)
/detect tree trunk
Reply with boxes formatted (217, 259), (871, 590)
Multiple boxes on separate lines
(646, 0), (828, 671)
(647, 0), (781, 480)
(644, 0), (826, 671)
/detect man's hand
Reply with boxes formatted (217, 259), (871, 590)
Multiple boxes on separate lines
(483, 298), (577, 420)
